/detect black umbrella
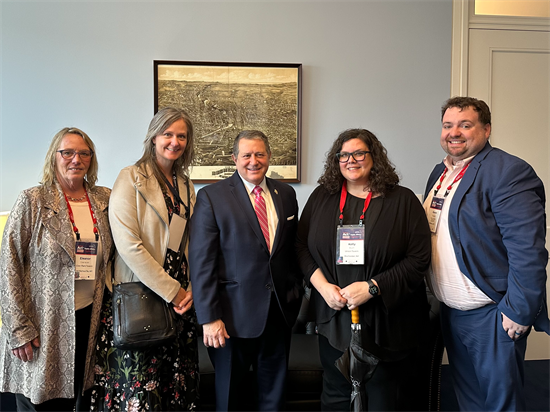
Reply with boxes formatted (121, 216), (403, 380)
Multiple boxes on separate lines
(335, 307), (379, 412)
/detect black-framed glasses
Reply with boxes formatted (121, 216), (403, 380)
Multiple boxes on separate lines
(57, 149), (94, 160)
(336, 150), (370, 163)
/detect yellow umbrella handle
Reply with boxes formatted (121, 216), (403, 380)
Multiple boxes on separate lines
(351, 307), (360, 324)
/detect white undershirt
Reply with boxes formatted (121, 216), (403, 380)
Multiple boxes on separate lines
(70, 201), (103, 310)
(239, 175), (278, 252)
(423, 156), (493, 311)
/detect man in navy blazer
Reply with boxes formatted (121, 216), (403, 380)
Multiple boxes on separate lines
(424, 97), (548, 411)
(189, 130), (302, 411)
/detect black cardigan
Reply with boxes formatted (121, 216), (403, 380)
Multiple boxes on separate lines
(296, 184), (431, 355)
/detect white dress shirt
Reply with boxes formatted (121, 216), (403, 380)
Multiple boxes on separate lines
(239, 175), (279, 253)
(423, 155), (494, 311)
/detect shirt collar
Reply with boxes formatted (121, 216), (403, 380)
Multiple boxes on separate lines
(238, 173), (268, 195)
(443, 154), (475, 170)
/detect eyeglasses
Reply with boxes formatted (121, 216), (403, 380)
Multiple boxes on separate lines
(336, 150), (370, 163)
(57, 149), (94, 160)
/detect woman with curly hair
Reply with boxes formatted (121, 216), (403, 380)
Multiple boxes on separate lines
(297, 129), (431, 411)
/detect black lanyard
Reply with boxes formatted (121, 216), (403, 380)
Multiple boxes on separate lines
(161, 173), (190, 219)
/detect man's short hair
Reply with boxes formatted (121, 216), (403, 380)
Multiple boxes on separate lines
(441, 96), (491, 126)
(232, 130), (271, 156)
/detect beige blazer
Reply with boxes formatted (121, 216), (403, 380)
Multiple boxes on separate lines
(109, 163), (196, 302)
(0, 183), (113, 404)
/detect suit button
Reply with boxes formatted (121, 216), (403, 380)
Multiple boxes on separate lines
(265, 283), (272, 290)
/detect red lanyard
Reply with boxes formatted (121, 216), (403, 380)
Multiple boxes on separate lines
(63, 190), (99, 241)
(339, 181), (373, 225)
(434, 163), (470, 198)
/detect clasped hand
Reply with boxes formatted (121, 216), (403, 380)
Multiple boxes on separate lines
(172, 287), (193, 315)
(319, 281), (372, 311)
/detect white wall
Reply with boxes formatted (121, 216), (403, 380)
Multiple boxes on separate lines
(0, 0), (452, 211)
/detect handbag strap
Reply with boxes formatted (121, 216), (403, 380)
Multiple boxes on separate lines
(110, 253), (117, 286)
(176, 177), (191, 263)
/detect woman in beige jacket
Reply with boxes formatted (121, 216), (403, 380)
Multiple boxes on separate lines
(92, 107), (199, 411)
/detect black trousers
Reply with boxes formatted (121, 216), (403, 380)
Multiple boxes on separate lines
(15, 304), (92, 412)
(208, 296), (292, 411)
(319, 334), (417, 412)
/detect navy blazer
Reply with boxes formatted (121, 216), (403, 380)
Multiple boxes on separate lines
(424, 143), (549, 333)
(189, 172), (302, 338)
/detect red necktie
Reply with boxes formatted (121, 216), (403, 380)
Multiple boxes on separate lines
(253, 186), (270, 250)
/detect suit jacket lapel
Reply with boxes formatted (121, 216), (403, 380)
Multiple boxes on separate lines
(266, 178), (284, 254)
(228, 172), (270, 254)
(425, 163), (446, 200)
(449, 143), (493, 223)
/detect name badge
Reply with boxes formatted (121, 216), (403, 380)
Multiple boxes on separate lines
(75, 239), (98, 280)
(336, 225), (365, 265)
(428, 197), (445, 233)
(168, 213), (186, 252)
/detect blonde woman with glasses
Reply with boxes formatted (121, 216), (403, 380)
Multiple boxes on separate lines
(0, 127), (113, 411)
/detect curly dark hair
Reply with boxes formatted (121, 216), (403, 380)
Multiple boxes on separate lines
(318, 129), (399, 195)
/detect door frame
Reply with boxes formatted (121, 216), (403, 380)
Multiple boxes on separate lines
(450, 0), (550, 97)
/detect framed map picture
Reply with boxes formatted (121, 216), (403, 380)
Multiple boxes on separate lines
(154, 61), (302, 183)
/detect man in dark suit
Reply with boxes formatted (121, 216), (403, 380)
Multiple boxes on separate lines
(423, 97), (549, 411)
(189, 130), (302, 411)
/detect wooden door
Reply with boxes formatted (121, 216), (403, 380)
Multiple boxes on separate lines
(468, 27), (550, 359)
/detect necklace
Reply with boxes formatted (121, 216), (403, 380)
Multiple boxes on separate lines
(66, 194), (87, 202)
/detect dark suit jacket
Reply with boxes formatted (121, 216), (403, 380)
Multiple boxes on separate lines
(424, 143), (549, 333)
(189, 172), (302, 338)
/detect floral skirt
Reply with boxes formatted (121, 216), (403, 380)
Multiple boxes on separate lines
(91, 290), (199, 411)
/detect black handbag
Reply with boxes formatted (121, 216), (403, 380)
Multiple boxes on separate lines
(112, 280), (177, 350)
(111, 177), (191, 350)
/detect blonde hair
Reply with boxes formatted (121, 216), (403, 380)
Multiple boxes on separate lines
(136, 107), (195, 181)
(41, 127), (98, 188)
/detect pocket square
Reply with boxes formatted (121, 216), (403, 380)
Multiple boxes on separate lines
(287, 215), (295, 221)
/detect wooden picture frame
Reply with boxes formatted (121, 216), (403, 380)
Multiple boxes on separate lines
(154, 61), (302, 183)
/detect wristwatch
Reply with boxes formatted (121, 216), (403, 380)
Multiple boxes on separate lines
(367, 280), (379, 297)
